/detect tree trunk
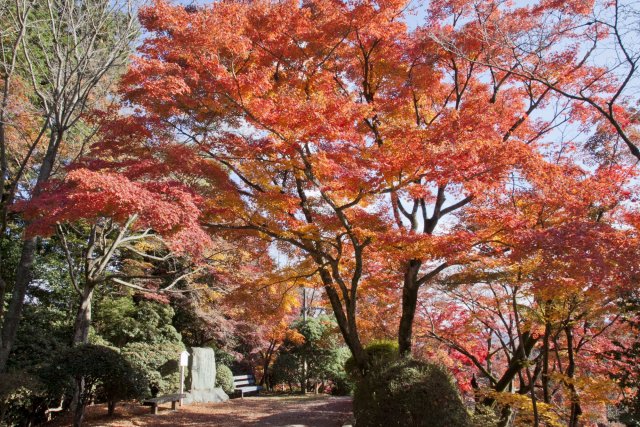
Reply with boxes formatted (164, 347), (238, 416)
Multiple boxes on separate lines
(0, 237), (36, 371)
(322, 278), (368, 373)
(72, 376), (86, 427)
(541, 321), (551, 404)
(73, 284), (95, 345)
(0, 130), (61, 372)
(565, 327), (582, 427)
(483, 332), (539, 408)
(71, 281), (96, 426)
(398, 259), (421, 356)
(0, 113), (7, 325)
(107, 401), (116, 416)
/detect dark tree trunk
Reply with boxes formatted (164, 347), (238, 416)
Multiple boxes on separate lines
(0, 237), (36, 371)
(0, 130), (61, 372)
(542, 321), (551, 404)
(322, 275), (367, 373)
(107, 401), (116, 416)
(72, 377), (86, 427)
(69, 284), (95, 427)
(398, 259), (421, 356)
(565, 327), (582, 427)
(483, 332), (539, 408)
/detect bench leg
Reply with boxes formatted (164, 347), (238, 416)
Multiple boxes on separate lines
(172, 400), (177, 410)
(152, 404), (159, 415)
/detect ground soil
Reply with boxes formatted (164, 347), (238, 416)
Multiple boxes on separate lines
(46, 395), (353, 427)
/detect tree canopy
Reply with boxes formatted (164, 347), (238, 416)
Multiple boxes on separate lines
(2, 0), (640, 426)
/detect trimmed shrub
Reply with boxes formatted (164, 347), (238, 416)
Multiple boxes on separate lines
(42, 344), (147, 418)
(121, 341), (182, 396)
(345, 339), (399, 378)
(353, 357), (471, 427)
(0, 372), (47, 426)
(326, 347), (353, 396)
(216, 364), (235, 395)
(271, 316), (351, 394)
(94, 298), (185, 396)
(213, 348), (237, 367)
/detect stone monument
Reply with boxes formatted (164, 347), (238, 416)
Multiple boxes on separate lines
(183, 347), (229, 404)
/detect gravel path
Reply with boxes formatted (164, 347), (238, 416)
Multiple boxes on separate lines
(53, 395), (353, 427)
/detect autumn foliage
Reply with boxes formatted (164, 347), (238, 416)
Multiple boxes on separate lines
(13, 0), (640, 425)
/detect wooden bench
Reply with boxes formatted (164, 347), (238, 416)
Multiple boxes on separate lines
(142, 393), (186, 414)
(233, 374), (263, 398)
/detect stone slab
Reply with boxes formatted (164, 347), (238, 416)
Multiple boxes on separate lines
(191, 347), (216, 390)
(183, 387), (229, 404)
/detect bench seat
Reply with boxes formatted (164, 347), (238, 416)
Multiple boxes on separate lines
(233, 374), (263, 398)
(143, 393), (186, 414)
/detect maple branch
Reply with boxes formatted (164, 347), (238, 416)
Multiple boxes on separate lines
(336, 189), (365, 211)
(110, 278), (167, 294)
(92, 214), (138, 279)
(118, 228), (156, 245)
(424, 315), (497, 384)
(205, 222), (322, 258)
(296, 147), (368, 258)
(424, 186), (446, 234)
(503, 87), (551, 142)
(431, 33), (640, 160)
(416, 262), (449, 286)
(214, 155), (265, 194)
(440, 195), (474, 217)
(122, 245), (173, 262)
(255, 269), (320, 292)
(295, 176), (314, 223)
(56, 224), (81, 295)
(163, 267), (205, 291)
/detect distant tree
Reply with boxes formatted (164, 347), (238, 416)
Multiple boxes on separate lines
(609, 297), (640, 426)
(272, 316), (349, 394)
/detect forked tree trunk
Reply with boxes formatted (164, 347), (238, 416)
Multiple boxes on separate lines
(565, 327), (582, 427)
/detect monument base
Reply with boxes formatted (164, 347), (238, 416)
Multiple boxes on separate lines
(183, 387), (229, 404)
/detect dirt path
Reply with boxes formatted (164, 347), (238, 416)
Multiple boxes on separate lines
(54, 395), (353, 427)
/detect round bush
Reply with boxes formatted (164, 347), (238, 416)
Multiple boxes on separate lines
(121, 341), (182, 396)
(345, 339), (399, 378)
(42, 344), (147, 416)
(0, 372), (47, 426)
(216, 364), (235, 395)
(353, 358), (471, 427)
